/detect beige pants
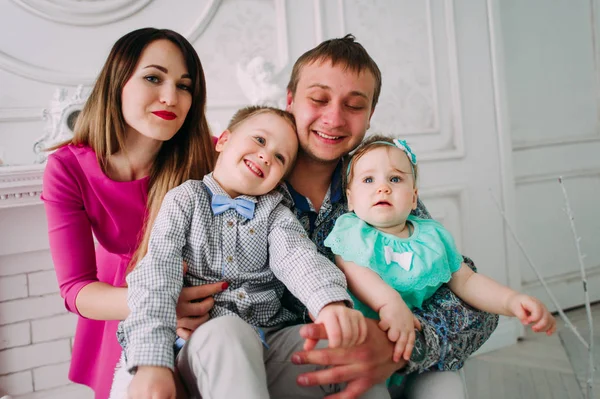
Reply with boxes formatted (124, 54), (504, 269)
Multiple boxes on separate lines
(177, 316), (390, 399)
(398, 370), (466, 399)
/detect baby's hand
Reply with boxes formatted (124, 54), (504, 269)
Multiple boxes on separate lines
(379, 300), (420, 362)
(310, 302), (367, 350)
(128, 366), (176, 399)
(507, 293), (557, 335)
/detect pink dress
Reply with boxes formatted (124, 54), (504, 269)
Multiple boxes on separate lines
(41, 144), (148, 399)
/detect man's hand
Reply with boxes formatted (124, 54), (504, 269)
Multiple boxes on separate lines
(308, 303), (367, 350)
(378, 301), (420, 362)
(506, 293), (557, 335)
(293, 318), (405, 399)
(128, 366), (176, 399)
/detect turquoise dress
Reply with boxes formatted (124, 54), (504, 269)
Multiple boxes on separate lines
(324, 213), (463, 386)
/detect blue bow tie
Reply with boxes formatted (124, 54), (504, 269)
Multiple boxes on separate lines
(211, 194), (255, 219)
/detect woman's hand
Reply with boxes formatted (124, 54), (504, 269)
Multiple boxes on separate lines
(176, 262), (228, 339)
(292, 318), (405, 399)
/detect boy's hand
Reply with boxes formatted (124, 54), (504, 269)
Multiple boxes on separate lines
(307, 302), (367, 350)
(506, 293), (557, 335)
(378, 300), (419, 362)
(128, 366), (176, 399)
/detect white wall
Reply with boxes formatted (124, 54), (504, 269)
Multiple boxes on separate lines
(2, 0), (589, 397)
(498, 0), (600, 311)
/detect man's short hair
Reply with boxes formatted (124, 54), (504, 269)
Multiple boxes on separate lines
(287, 34), (382, 110)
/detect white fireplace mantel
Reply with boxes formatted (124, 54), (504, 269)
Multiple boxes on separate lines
(0, 164), (45, 209)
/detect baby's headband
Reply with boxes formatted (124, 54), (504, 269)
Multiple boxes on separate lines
(346, 138), (418, 179)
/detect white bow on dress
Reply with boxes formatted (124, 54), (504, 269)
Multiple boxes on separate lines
(383, 246), (413, 271)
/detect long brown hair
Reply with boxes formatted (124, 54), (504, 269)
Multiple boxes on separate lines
(51, 28), (216, 269)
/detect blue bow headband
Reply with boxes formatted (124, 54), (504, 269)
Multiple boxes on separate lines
(346, 138), (418, 179)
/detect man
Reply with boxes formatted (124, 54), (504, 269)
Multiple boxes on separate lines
(281, 34), (498, 398)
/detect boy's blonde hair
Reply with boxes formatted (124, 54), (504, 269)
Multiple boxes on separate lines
(346, 134), (419, 186)
(227, 105), (296, 133)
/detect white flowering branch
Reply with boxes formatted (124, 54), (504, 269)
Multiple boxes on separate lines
(489, 190), (589, 350)
(558, 177), (595, 399)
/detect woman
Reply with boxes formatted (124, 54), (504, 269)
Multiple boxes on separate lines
(41, 28), (221, 399)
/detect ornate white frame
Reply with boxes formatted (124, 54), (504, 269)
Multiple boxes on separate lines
(0, 164), (45, 209)
(0, 86), (88, 209)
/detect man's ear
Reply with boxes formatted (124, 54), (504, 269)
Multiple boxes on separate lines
(412, 188), (419, 210)
(366, 106), (376, 130)
(285, 89), (294, 112)
(346, 189), (354, 211)
(215, 130), (231, 153)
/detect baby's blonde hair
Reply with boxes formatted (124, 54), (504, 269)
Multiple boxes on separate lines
(346, 134), (418, 187)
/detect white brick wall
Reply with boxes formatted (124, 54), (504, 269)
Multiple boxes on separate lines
(31, 314), (77, 343)
(0, 250), (55, 277)
(0, 340), (71, 374)
(32, 362), (71, 391)
(0, 236), (79, 397)
(27, 271), (59, 297)
(0, 294), (66, 325)
(0, 370), (33, 396)
(0, 322), (30, 350)
(0, 275), (28, 301)
(13, 384), (94, 399)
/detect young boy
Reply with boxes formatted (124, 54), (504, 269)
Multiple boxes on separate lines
(118, 106), (390, 399)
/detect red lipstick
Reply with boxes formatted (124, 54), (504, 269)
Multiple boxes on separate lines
(152, 111), (177, 120)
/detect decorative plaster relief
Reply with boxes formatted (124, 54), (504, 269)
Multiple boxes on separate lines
(200, 0), (287, 107)
(32, 86), (88, 164)
(236, 56), (286, 108)
(10, 0), (153, 26)
(346, 0), (438, 132)
(343, 0), (464, 160)
(0, 164), (44, 209)
(0, 86), (89, 208)
(1, 0), (222, 85)
(419, 185), (467, 250)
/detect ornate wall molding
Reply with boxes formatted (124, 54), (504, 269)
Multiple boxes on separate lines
(508, 0), (600, 153)
(486, 0), (522, 293)
(236, 57), (286, 107)
(0, 49), (95, 86)
(33, 86), (88, 164)
(513, 134), (600, 151)
(0, 165), (44, 209)
(1, 1), (222, 85)
(225, 0), (290, 108)
(184, 0), (223, 43)
(418, 185), (467, 249)
(0, 107), (43, 122)
(515, 168), (600, 185)
(438, 0), (465, 160)
(0, 86), (89, 208)
(10, 0), (153, 26)
(344, 0), (465, 162)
